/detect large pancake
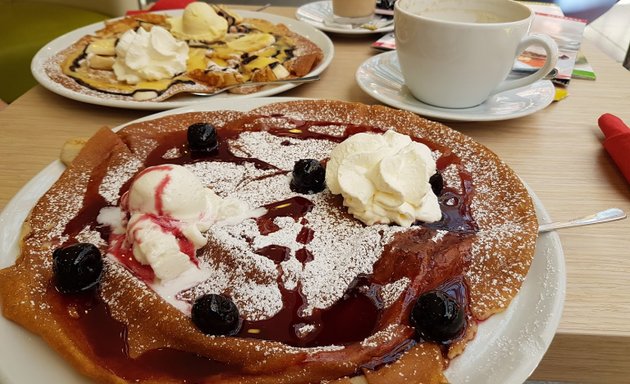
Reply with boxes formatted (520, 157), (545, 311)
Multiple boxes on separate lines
(0, 100), (537, 383)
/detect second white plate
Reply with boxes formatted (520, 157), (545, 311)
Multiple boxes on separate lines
(31, 11), (334, 110)
(356, 51), (556, 122)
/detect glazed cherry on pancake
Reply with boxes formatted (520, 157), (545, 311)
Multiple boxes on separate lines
(290, 159), (326, 194)
(187, 122), (219, 154)
(52, 243), (103, 294)
(411, 290), (465, 344)
(192, 294), (242, 336)
(429, 172), (444, 196)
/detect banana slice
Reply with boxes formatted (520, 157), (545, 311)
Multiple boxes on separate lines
(133, 91), (159, 101)
(227, 33), (275, 53)
(271, 63), (290, 79)
(243, 56), (278, 72)
(87, 54), (115, 70)
(60, 138), (88, 166)
(86, 38), (116, 56)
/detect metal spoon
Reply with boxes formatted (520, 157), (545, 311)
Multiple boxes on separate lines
(538, 208), (626, 233)
(191, 75), (320, 97)
(254, 3), (271, 12)
(206, 2), (270, 12)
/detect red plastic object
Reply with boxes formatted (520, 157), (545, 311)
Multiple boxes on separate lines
(126, 0), (194, 15)
(598, 113), (630, 184)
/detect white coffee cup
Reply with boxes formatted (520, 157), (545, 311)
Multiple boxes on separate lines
(394, 0), (558, 109)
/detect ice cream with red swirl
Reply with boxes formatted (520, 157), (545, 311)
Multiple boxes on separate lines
(98, 164), (260, 282)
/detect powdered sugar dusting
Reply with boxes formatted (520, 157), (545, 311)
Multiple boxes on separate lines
(231, 131), (337, 171)
(441, 164), (462, 194)
(361, 323), (400, 348)
(252, 101), (538, 322)
(168, 130), (412, 320)
(180, 229), (283, 321)
(75, 227), (106, 247)
(99, 157), (143, 204)
(162, 148), (181, 159)
(381, 278), (411, 308)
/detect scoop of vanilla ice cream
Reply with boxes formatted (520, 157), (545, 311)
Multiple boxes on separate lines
(127, 165), (211, 221)
(127, 214), (194, 281)
(326, 130), (441, 227)
(113, 26), (188, 84)
(169, 2), (229, 42)
(121, 164), (261, 281)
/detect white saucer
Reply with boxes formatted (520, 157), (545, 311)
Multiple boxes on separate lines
(356, 51), (556, 122)
(296, 1), (394, 35)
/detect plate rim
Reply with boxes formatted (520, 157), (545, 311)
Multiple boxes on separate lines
(356, 50), (556, 122)
(295, 0), (395, 35)
(0, 97), (565, 383)
(30, 11), (334, 110)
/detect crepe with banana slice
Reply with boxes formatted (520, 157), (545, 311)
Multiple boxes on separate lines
(44, 4), (323, 102)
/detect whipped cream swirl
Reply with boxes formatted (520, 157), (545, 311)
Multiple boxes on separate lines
(112, 26), (188, 84)
(325, 130), (442, 227)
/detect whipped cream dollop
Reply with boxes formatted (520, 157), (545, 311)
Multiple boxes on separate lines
(112, 26), (188, 84)
(325, 130), (442, 227)
(99, 164), (261, 281)
(169, 2), (229, 42)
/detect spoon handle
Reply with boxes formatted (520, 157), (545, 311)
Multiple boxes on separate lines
(191, 75), (320, 97)
(254, 3), (271, 12)
(538, 208), (627, 233)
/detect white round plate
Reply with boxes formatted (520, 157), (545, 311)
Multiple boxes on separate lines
(356, 51), (556, 122)
(0, 97), (564, 384)
(30, 12), (334, 110)
(296, 1), (394, 35)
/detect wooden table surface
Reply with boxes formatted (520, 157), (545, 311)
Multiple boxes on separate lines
(1, 5), (629, 383)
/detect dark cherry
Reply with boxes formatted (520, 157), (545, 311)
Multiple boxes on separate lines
(429, 172), (444, 196)
(192, 294), (241, 336)
(187, 122), (218, 154)
(52, 243), (103, 294)
(290, 159), (325, 194)
(410, 290), (465, 343)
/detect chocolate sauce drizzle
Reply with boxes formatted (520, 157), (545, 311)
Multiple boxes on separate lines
(54, 115), (478, 380)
